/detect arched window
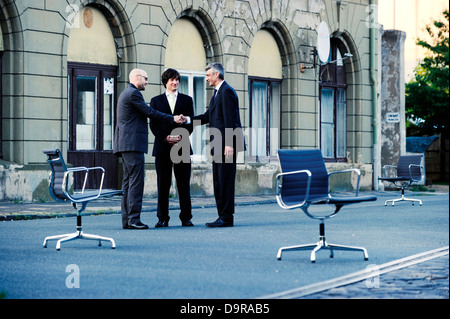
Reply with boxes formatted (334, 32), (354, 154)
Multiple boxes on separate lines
(319, 40), (347, 161)
(248, 29), (282, 162)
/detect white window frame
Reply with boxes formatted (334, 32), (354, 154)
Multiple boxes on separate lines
(179, 70), (207, 163)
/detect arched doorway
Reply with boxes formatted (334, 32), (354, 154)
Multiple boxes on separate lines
(66, 6), (119, 189)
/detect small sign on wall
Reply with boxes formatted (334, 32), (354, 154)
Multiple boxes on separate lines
(386, 112), (400, 123)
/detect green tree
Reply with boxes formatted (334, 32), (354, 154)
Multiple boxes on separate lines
(405, 9), (449, 137)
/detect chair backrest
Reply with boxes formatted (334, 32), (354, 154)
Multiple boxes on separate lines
(278, 149), (329, 204)
(397, 155), (423, 179)
(43, 149), (69, 202)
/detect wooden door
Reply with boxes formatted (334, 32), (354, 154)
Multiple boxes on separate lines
(67, 63), (118, 190)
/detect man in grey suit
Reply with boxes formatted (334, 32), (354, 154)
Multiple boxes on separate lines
(113, 68), (184, 229)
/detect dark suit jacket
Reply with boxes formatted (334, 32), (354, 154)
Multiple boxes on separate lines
(113, 84), (173, 156)
(192, 81), (245, 154)
(149, 92), (194, 158)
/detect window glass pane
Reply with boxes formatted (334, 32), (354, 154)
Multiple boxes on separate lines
(103, 77), (114, 150)
(270, 82), (281, 156)
(76, 76), (97, 150)
(336, 49), (343, 66)
(336, 47), (347, 84)
(321, 88), (334, 158)
(321, 123), (334, 158)
(336, 88), (346, 157)
(192, 76), (206, 158)
(251, 81), (268, 158)
(179, 75), (189, 95)
(321, 88), (334, 123)
(193, 76), (205, 116)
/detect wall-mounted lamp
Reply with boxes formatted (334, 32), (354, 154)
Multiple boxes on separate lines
(301, 51), (353, 73)
(328, 52), (353, 64)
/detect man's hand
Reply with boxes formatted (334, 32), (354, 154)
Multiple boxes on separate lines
(224, 146), (234, 159)
(166, 135), (181, 144)
(174, 114), (187, 124)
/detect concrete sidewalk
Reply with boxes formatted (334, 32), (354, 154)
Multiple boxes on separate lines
(1, 187), (447, 220)
(0, 194), (276, 221)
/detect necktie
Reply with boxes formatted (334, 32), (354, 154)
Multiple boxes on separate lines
(168, 94), (175, 114)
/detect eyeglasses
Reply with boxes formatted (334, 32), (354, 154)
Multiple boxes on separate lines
(137, 74), (148, 81)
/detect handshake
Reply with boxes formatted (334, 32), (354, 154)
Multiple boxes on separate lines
(174, 114), (188, 124)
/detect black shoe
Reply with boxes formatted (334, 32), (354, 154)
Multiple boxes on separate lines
(155, 220), (169, 228)
(181, 220), (194, 227)
(205, 218), (233, 228)
(128, 222), (149, 229)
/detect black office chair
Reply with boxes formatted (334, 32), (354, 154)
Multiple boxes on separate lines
(378, 155), (424, 206)
(276, 149), (377, 263)
(42, 149), (123, 250)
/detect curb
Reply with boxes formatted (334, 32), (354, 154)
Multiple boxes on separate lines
(0, 197), (277, 221)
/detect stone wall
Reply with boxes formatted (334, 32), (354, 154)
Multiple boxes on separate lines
(1, 0), (378, 201)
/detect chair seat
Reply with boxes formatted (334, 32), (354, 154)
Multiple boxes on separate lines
(378, 177), (413, 182)
(281, 194), (377, 206)
(70, 189), (124, 202)
(327, 195), (377, 205)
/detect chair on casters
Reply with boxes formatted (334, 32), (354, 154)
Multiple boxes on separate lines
(378, 155), (424, 206)
(42, 149), (124, 250)
(275, 149), (377, 263)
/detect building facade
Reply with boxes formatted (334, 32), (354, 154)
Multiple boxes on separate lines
(0, 0), (379, 201)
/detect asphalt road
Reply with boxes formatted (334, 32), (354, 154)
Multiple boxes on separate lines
(0, 192), (448, 301)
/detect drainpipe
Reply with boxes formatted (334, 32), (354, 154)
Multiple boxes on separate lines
(369, 0), (380, 191)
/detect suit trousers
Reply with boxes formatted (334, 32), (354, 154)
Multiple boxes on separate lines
(155, 153), (192, 222)
(212, 160), (236, 222)
(121, 151), (145, 227)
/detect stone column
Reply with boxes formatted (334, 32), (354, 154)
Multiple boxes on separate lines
(380, 30), (406, 169)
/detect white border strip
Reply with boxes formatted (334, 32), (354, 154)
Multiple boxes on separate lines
(257, 246), (449, 299)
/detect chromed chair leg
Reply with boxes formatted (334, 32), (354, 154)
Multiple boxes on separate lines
(43, 230), (116, 251)
(43, 233), (77, 248)
(277, 243), (320, 261)
(79, 232), (116, 249)
(326, 243), (369, 261)
(277, 239), (369, 263)
(384, 194), (423, 206)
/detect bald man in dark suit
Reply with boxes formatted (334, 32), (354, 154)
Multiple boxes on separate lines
(113, 68), (184, 229)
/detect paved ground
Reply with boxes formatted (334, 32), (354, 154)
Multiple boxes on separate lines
(0, 189), (448, 306)
(304, 253), (448, 299)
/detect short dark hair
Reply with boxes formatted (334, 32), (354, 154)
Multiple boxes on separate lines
(161, 68), (181, 88)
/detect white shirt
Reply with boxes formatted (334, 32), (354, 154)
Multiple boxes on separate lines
(166, 91), (178, 114)
(165, 90), (178, 100)
(214, 80), (224, 95)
